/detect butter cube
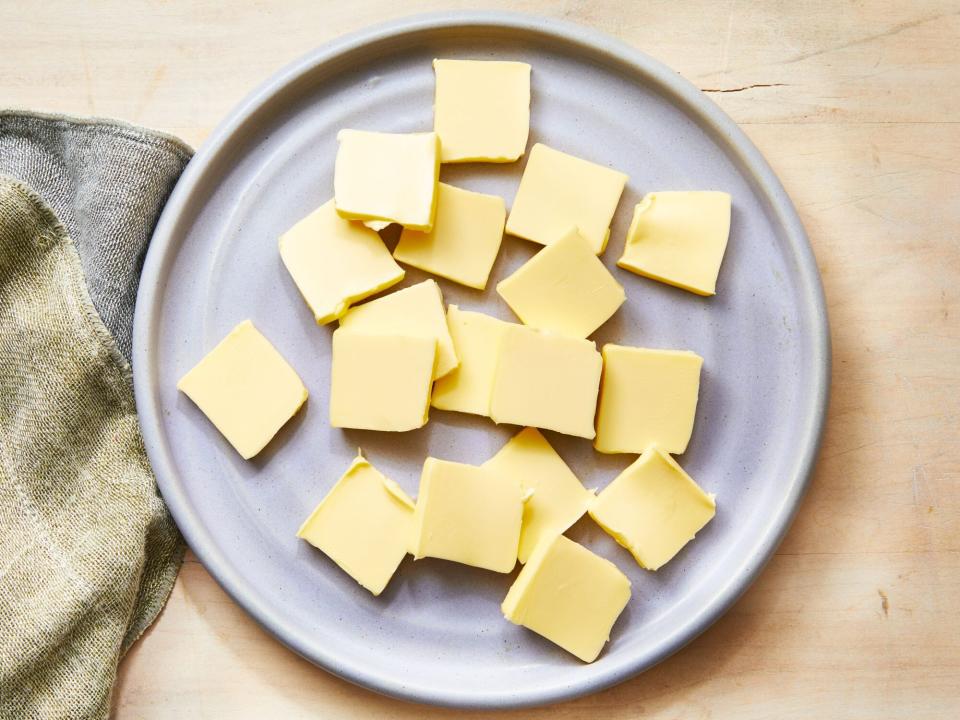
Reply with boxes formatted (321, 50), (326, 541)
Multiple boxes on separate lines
(334, 130), (440, 231)
(490, 326), (602, 439)
(433, 59), (531, 163)
(297, 453), (414, 595)
(279, 200), (404, 324)
(594, 344), (703, 455)
(393, 183), (506, 290)
(506, 143), (628, 254)
(431, 305), (513, 416)
(412, 457), (522, 572)
(502, 534), (631, 662)
(590, 447), (715, 570)
(497, 227), (625, 338)
(177, 320), (306, 459)
(329, 329), (435, 432)
(338, 279), (458, 379)
(618, 191), (732, 296)
(483, 428), (593, 563)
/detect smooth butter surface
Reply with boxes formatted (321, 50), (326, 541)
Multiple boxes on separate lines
(589, 447), (716, 571)
(618, 191), (732, 296)
(333, 129), (440, 231)
(329, 329), (436, 432)
(505, 143), (628, 254)
(431, 305), (513, 416)
(490, 325), (602, 439)
(433, 58), (531, 163)
(278, 199), (404, 324)
(595, 344), (703, 455)
(483, 427), (593, 563)
(297, 453), (414, 596)
(413, 457), (522, 573)
(502, 534), (631, 662)
(394, 182), (506, 290)
(497, 227), (624, 338)
(177, 320), (306, 459)
(338, 279), (458, 379)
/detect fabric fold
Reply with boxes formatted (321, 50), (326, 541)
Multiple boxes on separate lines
(0, 111), (191, 720)
(0, 110), (192, 361)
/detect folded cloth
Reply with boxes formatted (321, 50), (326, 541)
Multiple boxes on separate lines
(0, 112), (191, 720)
(0, 111), (192, 361)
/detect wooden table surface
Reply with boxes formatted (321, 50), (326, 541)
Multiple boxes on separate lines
(4, 1), (958, 717)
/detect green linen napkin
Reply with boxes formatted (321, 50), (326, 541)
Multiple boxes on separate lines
(0, 112), (191, 719)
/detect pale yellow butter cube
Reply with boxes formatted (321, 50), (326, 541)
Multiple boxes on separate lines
(505, 143), (628, 254)
(338, 279), (458, 379)
(489, 325), (602, 439)
(278, 199), (404, 324)
(412, 457), (522, 572)
(393, 183), (506, 290)
(329, 329), (435, 432)
(431, 305), (513, 416)
(483, 428), (593, 563)
(334, 129), (440, 231)
(433, 59), (531, 163)
(618, 191), (732, 296)
(177, 320), (307, 459)
(502, 534), (631, 662)
(590, 447), (715, 571)
(594, 344), (703, 455)
(497, 227), (625, 338)
(297, 453), (414, 595)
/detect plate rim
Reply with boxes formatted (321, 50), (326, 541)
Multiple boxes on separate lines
(133, 10), (831, 709)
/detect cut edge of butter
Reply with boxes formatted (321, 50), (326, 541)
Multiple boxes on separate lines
(431, 304), (512, 416)
(296, 451), (416, 595)
(488, 325), (603, 440)
(176, 319), (308, 460)
(337, 279), (459, 380)
(393, 183), (507, 291)
(328, 328), (437, 432)
(432, 58), (532, 164)
(593, 344), (704, 456)
(495, 226), (625, 339)
(616, 192), (732, 297)
(588, 446), (716, 571)
(412, 456), (523, 573)
(501, 533), (632, 662)
(483, 426), (594, 563)
(277, 200), (406, 325)
(296, 451), (361, 539)
(504, 143), (629, 255)
(295, 451), (415, 540)
(363, 220), (393, 232)
(277, 242), (405, 327)
(381, 474), (417, 510)
(334, 130), (441, 232)
(616, 195), (699, 293)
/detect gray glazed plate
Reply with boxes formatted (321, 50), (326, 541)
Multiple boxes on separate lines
(133, 11), (829, 709)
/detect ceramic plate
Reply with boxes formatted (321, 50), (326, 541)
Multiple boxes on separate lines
(133, 12), (829, 709)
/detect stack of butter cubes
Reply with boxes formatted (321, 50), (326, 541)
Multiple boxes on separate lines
(178, 58), (733, 663)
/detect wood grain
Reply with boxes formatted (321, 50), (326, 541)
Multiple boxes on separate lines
(2, 1), (957, 717)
